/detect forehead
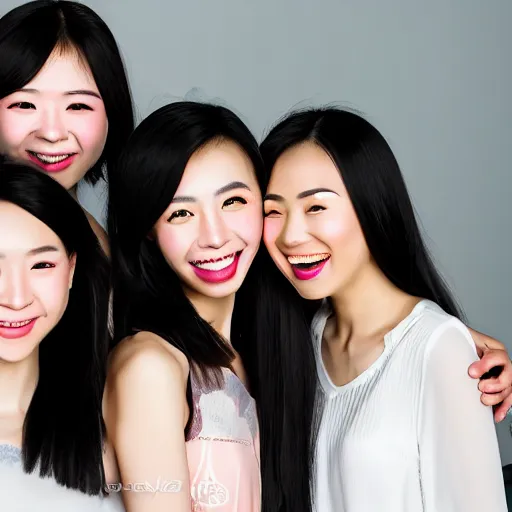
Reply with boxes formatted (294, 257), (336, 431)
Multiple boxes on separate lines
(0, 201), (62, 253)
(176, 139), (258, 194)
(267, 142), (344, 194)
(24, 49), (98, 92)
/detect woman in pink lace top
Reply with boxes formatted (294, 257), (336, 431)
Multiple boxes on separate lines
(104, 102), (263, 511)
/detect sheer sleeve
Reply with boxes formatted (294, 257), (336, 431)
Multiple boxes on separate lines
(418, 322), (507, 511)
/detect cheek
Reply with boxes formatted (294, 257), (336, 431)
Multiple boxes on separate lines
(155, 226), (192, 267)
(38, 270), (71, 317)
(319, 211), (368, 260)
(230, 205), (263, 247)
(73, 111), (108, 155)
(0, 110), (30, 150)
(263, 218), (281, 251)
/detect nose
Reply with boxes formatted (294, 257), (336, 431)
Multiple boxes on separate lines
(0, 269), (34, 311)
(35, 105), (68, 143)
(280, 211), (310, 248)
(197, 210), (230, 250)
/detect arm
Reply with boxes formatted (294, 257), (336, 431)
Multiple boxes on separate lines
(104, 336), (191, 512)
(467, 328), (512, 421)
(418, 324), (507, 511)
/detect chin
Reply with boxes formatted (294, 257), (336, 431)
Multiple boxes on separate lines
(293, 287), (328, 301)
(288, 278), (332, 301)
(0, 343), (38, 364)
(195, 278), (244, 299)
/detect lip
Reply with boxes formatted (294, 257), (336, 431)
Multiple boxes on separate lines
(26, 151), (77, 173)
(190, 251), (242, 284)
(290, 256), (330, 281)
(0, 318), (38, 340)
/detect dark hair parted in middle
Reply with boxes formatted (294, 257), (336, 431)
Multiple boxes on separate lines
(258, 106), (463, 510)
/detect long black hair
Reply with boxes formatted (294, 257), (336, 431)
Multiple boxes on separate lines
(0, 161), (111, 494)
(108, 101), (266, 385)
(0, 0), (134, 184)
(258, 106), (463, 510)
(261, 107), (461, 317)
(108, 101), (318, 511)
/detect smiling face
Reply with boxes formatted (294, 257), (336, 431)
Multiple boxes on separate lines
(263, 142), (370, 300)
(0, 201), (76, 363)
(0, 48), (108, 190)
(153, 139), (263, 300)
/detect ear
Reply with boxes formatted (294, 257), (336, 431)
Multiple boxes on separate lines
(68, 253), (77, 290)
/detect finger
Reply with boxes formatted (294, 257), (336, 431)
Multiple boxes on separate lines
(469, 349), (509, 378)
(479, 375), (512, 393)
(493, 393), (512, 423)
(481, 389), (511, 407)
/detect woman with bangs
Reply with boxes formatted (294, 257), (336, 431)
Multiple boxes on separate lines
(0, 0), (134, 254)
(0, 162), (123, 510)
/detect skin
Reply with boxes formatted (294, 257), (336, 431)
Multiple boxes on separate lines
(263, 141), (512, 421)
(0, 202), (75, 446)
(0, 47), (110, 254)
(104, 140), (262, 511)
(0, 201), (119, 484)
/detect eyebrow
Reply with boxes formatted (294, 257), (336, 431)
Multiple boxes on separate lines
(14, 88), (102, 99)
(171, 181), (251, 203)
(65, 90), (102, 99)
(0, 245), (60, 259)
(263, 187), (339, 202)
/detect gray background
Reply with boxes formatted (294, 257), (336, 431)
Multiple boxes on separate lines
(2, 0), (511, 462)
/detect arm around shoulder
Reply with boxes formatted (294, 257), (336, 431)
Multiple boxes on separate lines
(418, 321), (507, 511)
(104, 334), (192, 512)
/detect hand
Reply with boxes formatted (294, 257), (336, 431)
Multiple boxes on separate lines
(467, 328), (512, 422)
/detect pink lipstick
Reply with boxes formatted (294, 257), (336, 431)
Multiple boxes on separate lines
(289, 254), (331, 281)
(0, 318), (37, 340)
(190, 251), (241, 284)
(27, 151), (77, 173)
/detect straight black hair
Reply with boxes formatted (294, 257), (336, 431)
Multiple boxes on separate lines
(261, 107), (461, 317)
(258, 106), (463, 510)
(109, 101), (318, 511)
(0, 0), (134, 184)
(108, 101), (265, 389)
(0, 161), (111, 494)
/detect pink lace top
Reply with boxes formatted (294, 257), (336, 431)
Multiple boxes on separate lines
(185, 368), (260, 511)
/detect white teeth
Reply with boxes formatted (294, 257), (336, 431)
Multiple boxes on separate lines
(36, 153), (71, 163)
(287, 253), (330, 265)
(0, 319), (32, 328)
(193, 254), (235, 271)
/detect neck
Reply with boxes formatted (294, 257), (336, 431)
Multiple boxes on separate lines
(185, 289), (236, 341)
(0, 350), (39, 416)
(69, 185), (78, 201)
(329, 262), (420, 345)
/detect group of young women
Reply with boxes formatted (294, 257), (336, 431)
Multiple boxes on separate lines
(0, 2), (510, 511)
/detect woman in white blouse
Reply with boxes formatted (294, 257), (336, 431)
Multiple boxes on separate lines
(260, 107), (508, 511)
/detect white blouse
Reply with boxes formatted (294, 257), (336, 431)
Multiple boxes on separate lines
(312, 299), (507, 512)
(0, 444), (125, 511)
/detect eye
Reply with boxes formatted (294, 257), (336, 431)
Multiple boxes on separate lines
(168, 209), (193, 223)
(307, 205), (325, 214)
(264, 209), (282, 218)
(8, 102), (35, 110)
(67, 103), (93, 111)
(223, 196), (247, 209)
(32, 262), (55, 270)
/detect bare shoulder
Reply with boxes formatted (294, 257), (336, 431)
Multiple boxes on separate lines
(83, 209), (110, 257)
(104, 331), (190, 435)
(107, 331), (189, 390)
